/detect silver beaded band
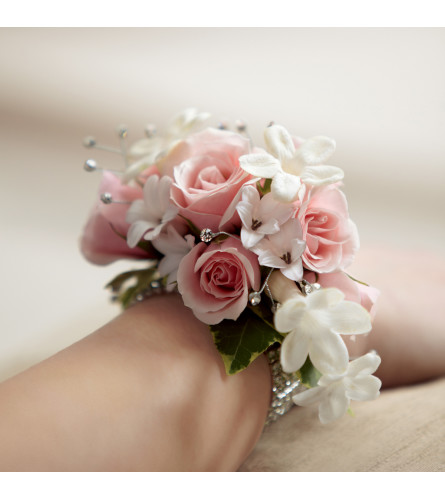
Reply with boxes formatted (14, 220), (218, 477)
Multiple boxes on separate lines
(265, 346), (303, 425)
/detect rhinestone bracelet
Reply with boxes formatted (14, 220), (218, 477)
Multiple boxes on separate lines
(265, 345), (303, 425)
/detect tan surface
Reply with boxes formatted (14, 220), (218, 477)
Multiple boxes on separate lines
(240, 377), (445, 472)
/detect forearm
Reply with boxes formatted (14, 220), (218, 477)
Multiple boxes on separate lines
(344, 247), (445, 387)
(0, 294), (271, 471)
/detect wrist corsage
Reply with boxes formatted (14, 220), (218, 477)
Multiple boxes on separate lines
(80, 108), (381, 425)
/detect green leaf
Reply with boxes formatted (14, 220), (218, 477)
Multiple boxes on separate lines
(106, 270), (141, 293)
(106, 267), (158, 309)
(212, 233), (230, 244)
(105, 267), (155, 292)
(257, 178), (272, 195)
(120, 285), (139, 309)
(209, 308), (284, 375)
(178, 214), (201, 237)
(297, 356), (322, 388)
(345, 273), (369, 287)
(347, 407), (355, 417)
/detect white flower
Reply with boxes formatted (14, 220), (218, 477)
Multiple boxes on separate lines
(122, 108), (210, 182)
(292, 352), (382, 424)
(253, 219), (306, 281)
(270, 273), (372, 375)
(126, 175), (178, 247)
(152, 225), (195, 290)
(236, 185), (295, 249)
(239, 124), (343, 203)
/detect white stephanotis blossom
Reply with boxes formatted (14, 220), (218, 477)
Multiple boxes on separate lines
(126, 175), (178, 248)
(152, 225), (195, 290)
(122, 108), (210, 182)
(269, 272), (372, 375)
(239, 124), (343, 203)
(236, 185), (295, 249)
(252, 219), (306, 281)
(292, 352), (382, 424)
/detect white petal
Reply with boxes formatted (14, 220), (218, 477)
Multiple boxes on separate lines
(280, 329), (310, 373)
(258, 192), (295, 225)
(264, 124), (296, 162)
(328, 301), (372, 335)
(125, 199), (146, 224)
(345, 375), (381, 401)
(257, 251), (287, 269)
(270, 171), (301, 203)
(158, 252), (182, 277)
(306, 287), (345, 311)
(122, 153), (158, 183)
(219, 176), (257, 230)
(267, 218), (303, 249)
(141, 175), (164, 220)
(127, 220), (155, 248)
(347, 352), (381, 378)
(298, 136), (336, 165)
(158, 176), (174, 212)
(241, 228), (264, 249)
(152, 225), (193, 256)
(240, 184), (260, 206)
(238, 153), (281, 178)
(291, 238), (306, 259)
(161, 204), (179, 225)
(143, 222), (164, 241)
(236, 200), (254, 229)
(301, 165), (344, 186)
(128, 136), (163, 158)
(274, 296), (306, 332)
(309, 330), (349, 375)
(167, 108), (210, 137)
(281, 260), (303, 282)
(292, 385), (325, 406)
(257, 218), (281, 235)
(318, 384), (349, 424)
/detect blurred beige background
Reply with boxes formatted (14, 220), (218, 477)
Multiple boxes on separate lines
(1, 28), (444, 381)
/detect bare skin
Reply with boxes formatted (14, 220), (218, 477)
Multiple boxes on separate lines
(0, 294), (271, 471)
(345, 247), (445, 387)
(0, 247), (443, 471)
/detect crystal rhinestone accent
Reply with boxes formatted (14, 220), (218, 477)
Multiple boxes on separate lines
(117, 124), (128, 138)
(100, 193), (113, 204)
(115, 279), (170, 308)
(144, 124), (157, 138)
(265, 346), (304, 425)
(299, 279), (317, 295)
(150, 280), (161, 290)
(83, 136), (96, 147)
(84, 159), (97, 172)
(249, 291), (261, 306)
(235, 119), (247, 132)
(200, 228), (214, 243)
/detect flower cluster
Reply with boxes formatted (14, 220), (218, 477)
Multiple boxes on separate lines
(80, 109), (381, 424)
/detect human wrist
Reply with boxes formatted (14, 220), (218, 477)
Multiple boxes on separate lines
(111, 294), (272, 470)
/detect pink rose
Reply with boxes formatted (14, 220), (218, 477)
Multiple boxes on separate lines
(177, 238), (261, 324)
(296, 184), (359, 273)
(80, 171), (157, 265)
(168, 128), (254, 231)
(304, 271), (380, 320)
